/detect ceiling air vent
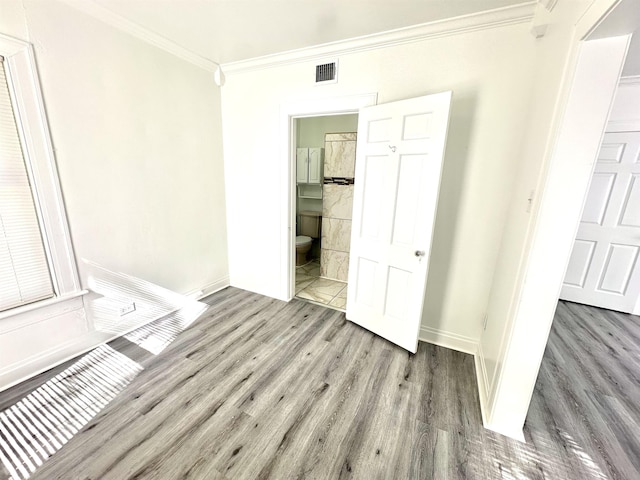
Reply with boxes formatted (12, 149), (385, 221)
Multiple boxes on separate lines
(315, 61), (337, 84)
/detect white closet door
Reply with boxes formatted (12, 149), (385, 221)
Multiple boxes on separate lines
(561, 131), (640, 313)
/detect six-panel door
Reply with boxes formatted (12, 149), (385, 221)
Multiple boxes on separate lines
(346, 92), (452, 353)
(561, 131), (640, 313)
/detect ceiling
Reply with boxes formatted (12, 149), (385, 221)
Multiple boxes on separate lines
(589, 0), (640, 76)
(89, 0), (527, 64)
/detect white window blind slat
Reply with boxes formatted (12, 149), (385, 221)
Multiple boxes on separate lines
(0, 57), (54, 311)
(0, 232), (21, 310)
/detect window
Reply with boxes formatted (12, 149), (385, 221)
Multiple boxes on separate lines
(0, 57), (55, 311)
(0, 33), (82, 318)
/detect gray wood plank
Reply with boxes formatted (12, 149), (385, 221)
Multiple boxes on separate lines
(0, 291), (637, 480)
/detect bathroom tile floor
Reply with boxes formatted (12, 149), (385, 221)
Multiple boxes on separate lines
(295, 259), (347, 310)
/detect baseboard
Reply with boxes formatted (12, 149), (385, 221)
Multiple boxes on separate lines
(0, 281), (218, 393)
(0, 296), (210, 393)
(419, 326), (528, 440)
(0, 335), (102, 393)
(474, 342), (491, 427)
(418, 325), (478, 355)
(473, 343), (526, 442)
(186, 276), (230, 300)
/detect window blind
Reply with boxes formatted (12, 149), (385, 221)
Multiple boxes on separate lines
(0, 58), (54, 312)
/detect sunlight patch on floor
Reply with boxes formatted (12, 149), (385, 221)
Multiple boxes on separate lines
(0, 345), (142, 480)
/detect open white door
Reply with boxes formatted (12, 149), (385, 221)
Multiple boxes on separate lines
(560, 131), (640, 313)
(346, 91), (452, 353)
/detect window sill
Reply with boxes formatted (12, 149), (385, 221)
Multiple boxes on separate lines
(0, 290), (88, 331)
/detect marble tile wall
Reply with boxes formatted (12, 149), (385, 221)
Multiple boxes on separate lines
(322, 218), (351, 251)
(324, 133), (357, 178)
(320, 249), (350, 281)
(322, 184), (353, 219)
(321, 133), (356, 282)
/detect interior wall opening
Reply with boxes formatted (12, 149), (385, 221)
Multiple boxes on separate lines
(293, 113), (358, 310)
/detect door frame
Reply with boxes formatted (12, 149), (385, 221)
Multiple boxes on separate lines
(482, 32), (632, 439)
(280, 93), (378, 300)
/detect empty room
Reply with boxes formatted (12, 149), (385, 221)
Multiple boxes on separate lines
(0, 0), (639, 478)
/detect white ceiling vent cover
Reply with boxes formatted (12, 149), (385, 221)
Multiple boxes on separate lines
(315, 61), (338, 84)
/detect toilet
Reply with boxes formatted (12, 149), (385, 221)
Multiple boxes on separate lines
(296, 235), (312, 266)
(296, 211), (321, 266)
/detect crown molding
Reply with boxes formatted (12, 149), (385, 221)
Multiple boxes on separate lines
(58, 0), (218, 73)
(619, 75), (640, 86)
(537, 0), (558, 12)
(222, 2), (537, 75)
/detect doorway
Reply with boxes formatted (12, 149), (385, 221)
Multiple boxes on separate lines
(282, 93), (376, 302)
(559, 82), (640, 314)
(286, 92), (453, 354)
(293, 114), (358, 310)
(480, 28), (634, 438)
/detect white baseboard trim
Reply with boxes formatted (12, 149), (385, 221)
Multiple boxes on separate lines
(0, 335), (101, 393)
(420, 328), (526, 442)
(0, 298), (209, 393)
(418, 325), (478, 355)
(473, 343), (526, 442)
(0, 280), (225, 393)
(186, 276), (231, 300)
(474, 342), (491, 427)
(420, 327), (527, 441)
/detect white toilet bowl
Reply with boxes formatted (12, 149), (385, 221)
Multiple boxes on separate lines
(296, 235), (312, 266)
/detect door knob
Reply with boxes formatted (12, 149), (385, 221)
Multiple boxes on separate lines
(415, 250), (425, 257)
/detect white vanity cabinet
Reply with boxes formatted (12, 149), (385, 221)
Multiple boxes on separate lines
(296, 147), (323, 184)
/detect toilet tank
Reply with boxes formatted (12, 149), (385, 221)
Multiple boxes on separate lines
(299, 211), (321, 238)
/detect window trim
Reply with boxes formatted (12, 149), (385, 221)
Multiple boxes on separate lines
(0, 32), (81, 303)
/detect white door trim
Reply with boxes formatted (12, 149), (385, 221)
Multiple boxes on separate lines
(482, 35), (630, 441)
(279, 93), (378, 300)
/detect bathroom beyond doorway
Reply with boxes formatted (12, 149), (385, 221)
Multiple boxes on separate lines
(294, 114), (358, 310)
(296, 259), (348, 309)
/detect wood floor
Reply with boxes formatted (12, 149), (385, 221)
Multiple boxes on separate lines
(0, 288), (639, 479)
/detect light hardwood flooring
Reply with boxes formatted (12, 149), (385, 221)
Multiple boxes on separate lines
(0, 290), (639, 479)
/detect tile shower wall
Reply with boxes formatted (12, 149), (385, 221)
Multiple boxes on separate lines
(321, 133), (356, 281)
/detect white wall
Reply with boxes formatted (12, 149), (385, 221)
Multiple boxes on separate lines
(221, 22), (536, 345)
(479, 0), (629, 438)
(622, 34), (640, 76)
(297, 114), (358, 147)
(479, 1), (587, 419)
(16, 0), (229, 295)
(610, 81), (640, 125)
(0, 0), (228, 389)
